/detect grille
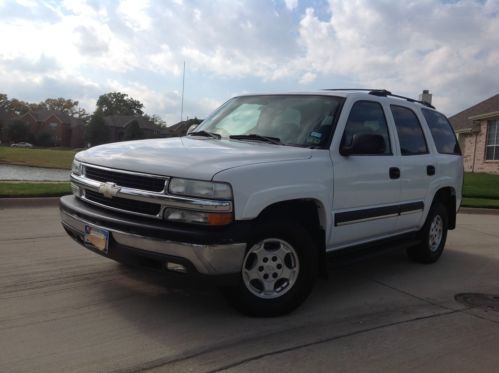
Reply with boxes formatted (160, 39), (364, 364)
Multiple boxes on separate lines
(85, 166), (166, 192)
(85, 190), (161, 216)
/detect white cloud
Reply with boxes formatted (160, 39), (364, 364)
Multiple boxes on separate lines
(117, 0), (152, 31)
(284, 0), (298, 11)
(148, 44), (181, 76)
(299, 72), (316, 84)
(296, 0), (499, 113)
(1, 0), (499, 120)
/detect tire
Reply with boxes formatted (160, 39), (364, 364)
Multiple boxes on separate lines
(224, 219), (318, 317)
(407, 202), (448, 263)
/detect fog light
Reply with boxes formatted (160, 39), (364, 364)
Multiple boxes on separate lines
(163, 208), (233, 225)
(166, 262), (187, 273)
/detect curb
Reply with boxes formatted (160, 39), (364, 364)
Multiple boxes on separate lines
(458, 207), (499, 215)
(0, 197), (60, 208)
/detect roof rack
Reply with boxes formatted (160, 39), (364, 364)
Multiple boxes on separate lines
(322, 88), (435, 109)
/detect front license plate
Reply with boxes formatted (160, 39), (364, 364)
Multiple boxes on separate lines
(84, 225), (109, 254)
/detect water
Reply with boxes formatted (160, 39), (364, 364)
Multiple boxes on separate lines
(0, 164), (70, 181)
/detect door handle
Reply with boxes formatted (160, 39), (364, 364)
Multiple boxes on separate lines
(389, 167), (400, 179)
(427, 165), (435, 176)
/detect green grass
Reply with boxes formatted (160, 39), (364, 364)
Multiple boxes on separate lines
(462, 197), (499, 209)
(0, 182), (71, 197)
(463, 172), (499, 199)
(0, 146), (78, 169)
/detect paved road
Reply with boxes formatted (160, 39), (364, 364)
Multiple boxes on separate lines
(1, 205), (498, 373)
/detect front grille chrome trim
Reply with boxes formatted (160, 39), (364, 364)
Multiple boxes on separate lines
(71, 170), (233, 219)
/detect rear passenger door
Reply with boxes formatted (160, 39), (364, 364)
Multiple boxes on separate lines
(390, 104), (434, 231)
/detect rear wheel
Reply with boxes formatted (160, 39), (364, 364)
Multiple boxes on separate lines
(224, 220), (317, 317)
(407, 202), (448, 263)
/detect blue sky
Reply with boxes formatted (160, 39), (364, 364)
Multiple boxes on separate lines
(0, 0), (498, 124)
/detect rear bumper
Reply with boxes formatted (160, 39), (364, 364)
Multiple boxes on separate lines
(60, 195), (249, 276)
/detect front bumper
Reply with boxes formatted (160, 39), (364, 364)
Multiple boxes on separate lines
(60, 195), (249, 275)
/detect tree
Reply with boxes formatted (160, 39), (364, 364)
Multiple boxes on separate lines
(44, 98), (88, 118)
(85, 115), (110, 146)
(95, 92), (144, 116)
(123, 120), (144, 141)
(0, 93), (8, 111)
(5, 120), (30, 143)
(144, 114), (167, 128)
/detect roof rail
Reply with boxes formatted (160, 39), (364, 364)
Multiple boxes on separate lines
(322, 88), (435, 109)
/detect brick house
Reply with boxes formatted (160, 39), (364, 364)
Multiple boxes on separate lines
(103, 115), (161, 142)
(449, 94), (499, 174)
(21, 110), (85, 148)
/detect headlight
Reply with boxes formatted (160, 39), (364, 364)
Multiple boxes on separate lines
(72, 159), (82, 176)
(168, 178), (232, 200)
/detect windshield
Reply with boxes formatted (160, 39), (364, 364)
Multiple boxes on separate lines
(195, 95), (344, 148)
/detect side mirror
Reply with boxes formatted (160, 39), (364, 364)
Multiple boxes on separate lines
(187, 124), (199, 134)
(340, 133), (386, 156)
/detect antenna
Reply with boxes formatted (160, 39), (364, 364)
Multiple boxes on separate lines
(180, 61), (185, 122)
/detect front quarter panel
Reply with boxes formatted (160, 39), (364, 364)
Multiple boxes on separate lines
(212, 151), (333, 232)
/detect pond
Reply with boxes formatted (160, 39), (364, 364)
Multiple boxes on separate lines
(0, 164), (70, 181)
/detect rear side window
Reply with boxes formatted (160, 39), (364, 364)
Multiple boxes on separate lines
(342, 101), (391, 155)
(422, 109), (461, 155)
(391, 105), (428, 155)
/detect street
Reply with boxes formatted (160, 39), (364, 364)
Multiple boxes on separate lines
(1, 204), (498, 373)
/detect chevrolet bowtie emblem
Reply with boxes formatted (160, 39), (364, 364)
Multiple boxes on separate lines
(98, 182), (120, 198)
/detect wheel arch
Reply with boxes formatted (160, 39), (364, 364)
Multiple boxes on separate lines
(255, 199), (328, 277)
(430, 186), (457, 230)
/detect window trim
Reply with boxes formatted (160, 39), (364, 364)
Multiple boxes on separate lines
(485, 119), (499, 161)
(390, 104), (429, 156)
(340, 100), (393, 156)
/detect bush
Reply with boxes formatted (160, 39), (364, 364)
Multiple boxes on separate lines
(36, 131), (54, 147)
(5, 120), (30, 143)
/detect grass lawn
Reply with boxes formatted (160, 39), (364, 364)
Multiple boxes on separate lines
(0, 182), (71, 197)
(462, 197), (499, 209)
(0, 146), (78, 169)
(463, 172), (499, 199)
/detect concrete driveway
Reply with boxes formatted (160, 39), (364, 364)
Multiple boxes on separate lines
(1, 205), (498, 372)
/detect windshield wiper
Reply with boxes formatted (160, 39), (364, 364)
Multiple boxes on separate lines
(187, 130), (221, 139)
(229, 134), (282, 145)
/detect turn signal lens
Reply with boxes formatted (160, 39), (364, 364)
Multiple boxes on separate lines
(163, 208), (233, 225)
(207, 213), (233, 225)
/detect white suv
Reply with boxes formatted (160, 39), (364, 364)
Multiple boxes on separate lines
(60, 89), (463, 316)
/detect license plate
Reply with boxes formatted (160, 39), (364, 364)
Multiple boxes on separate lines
(84, 225), (109, 254)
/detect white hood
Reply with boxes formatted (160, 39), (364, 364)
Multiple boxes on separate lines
(76, 137), (312, 180)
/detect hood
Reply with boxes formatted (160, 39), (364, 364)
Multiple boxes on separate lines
(76, 137), (312, 180)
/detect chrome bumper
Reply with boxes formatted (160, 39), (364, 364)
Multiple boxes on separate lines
(61, 209), (246, 275)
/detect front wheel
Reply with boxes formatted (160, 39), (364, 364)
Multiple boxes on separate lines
(407, 202), (448, 263)
(224, 220), (318, 317)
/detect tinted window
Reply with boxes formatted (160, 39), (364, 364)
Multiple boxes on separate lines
(391, 105), (428, 155)
(422, 109), (461, 155)
(342, 101), (391, 155)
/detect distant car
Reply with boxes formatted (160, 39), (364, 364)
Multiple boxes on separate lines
(10, 142), (33, 148)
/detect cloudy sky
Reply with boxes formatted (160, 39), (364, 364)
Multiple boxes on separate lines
(1, 0), (498, 124)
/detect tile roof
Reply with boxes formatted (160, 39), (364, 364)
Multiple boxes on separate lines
(449, 93), (499, 132)
(23, 110), (84, 128)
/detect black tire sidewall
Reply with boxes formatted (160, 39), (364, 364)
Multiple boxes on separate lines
(410, 203), (448, 263)
(225, 219), (318, 317)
